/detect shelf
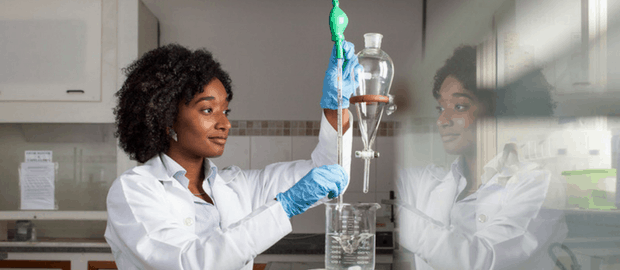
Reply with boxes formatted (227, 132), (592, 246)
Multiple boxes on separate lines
(0, 211), (107, 221)
(0, 238), (111, 253)
(0, 239), (109, 248)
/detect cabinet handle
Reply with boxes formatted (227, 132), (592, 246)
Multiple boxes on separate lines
(66, 90), (85, 94)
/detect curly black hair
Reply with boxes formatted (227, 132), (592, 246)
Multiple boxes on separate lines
(432, 45), (495, 115)
(432, 45), (555, 117)
(114, 44), (233, 163)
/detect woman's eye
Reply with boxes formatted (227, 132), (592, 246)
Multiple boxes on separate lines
(224, 109), (231, 117)
(203, 108), (213, 114)
(455, 104), (469, 111)
(436, 106), (444, 114)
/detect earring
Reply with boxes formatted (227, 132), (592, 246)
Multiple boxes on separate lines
(169, 129), (178, 142)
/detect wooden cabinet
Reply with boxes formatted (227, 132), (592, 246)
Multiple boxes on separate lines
(87, 261), (117, 270)
(2, 252), (115, 270)
(0, 260), (71, 270)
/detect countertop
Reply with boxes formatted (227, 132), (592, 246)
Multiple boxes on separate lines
(0, 234), (393, 255)
(0, 238), (111, 253)
(265, 261), (392, 270)
(264, 234), (393, 255)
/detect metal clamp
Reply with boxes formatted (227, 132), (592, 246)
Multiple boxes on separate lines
(355, 150), (380, 159)
(386, 94), (397, 115)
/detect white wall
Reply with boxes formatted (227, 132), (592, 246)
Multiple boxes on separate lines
(140, 0), (422, 121)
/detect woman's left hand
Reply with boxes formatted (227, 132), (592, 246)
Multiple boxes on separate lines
(320, 41), (363, 110)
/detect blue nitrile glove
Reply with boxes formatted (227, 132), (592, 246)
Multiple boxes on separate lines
(320, 41), (363, 110)
(276, 165), (348, 218)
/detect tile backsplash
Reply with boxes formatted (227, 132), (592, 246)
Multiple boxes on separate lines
(229, 120), (401, 137)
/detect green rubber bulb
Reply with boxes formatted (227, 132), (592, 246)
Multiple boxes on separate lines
(329, 0), (348, 59)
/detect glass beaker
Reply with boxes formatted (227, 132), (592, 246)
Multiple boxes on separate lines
(325, 203), (380, 270)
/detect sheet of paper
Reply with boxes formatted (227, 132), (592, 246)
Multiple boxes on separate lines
(20, 162), (55, 210)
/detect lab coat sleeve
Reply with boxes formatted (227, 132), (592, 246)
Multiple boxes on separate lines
(105, 173), (290, 270)
(243, 110), (353, 207)
(395, 167), (427, 207)
(397, 169), (566, 270)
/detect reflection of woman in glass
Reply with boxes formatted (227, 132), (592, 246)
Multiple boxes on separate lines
(396, 45), (566, 270)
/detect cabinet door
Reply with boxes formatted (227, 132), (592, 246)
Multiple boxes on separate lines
(0, 0), (102, 102)
(0, 260), (70, 270)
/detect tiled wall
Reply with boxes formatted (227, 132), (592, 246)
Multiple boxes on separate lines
(229, 120), (401, 137)
(214, 120), (401, 233)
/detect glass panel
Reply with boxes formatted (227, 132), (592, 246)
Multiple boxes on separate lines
(497, 116), (616, 209)
(0, 123), (117, 211)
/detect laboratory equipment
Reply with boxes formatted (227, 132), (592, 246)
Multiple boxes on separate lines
(329, 0), (348, 208)
(325, 202), (380, 270)
(563, 169), (617, 210)
(326, 3), (388, 270)
(350, 33), (396, 193)
(14, 220), (32, 241)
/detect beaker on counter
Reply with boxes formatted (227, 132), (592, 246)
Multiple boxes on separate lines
(325, 203), (380, 270)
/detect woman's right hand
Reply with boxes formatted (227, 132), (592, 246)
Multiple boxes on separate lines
(276, 165), (348, 218)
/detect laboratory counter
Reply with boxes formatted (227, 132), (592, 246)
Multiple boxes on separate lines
(0, 234), (393, 255)
(264, 261), (392, 270)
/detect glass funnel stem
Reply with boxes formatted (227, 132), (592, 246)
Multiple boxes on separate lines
(363, 157), (370, 193)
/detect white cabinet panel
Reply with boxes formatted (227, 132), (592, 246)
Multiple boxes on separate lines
(0, 0), (102, 102)
(0, 0), (158, 123)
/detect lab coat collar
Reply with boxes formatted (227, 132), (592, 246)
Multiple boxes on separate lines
(427, 164), (447, 181)
(140, 155), (171, 182)
(480, 143), (540, 185)
(427, 156), (464, 182)
(157, 153), (219, 188)
(451, 156), (466, 181)
(159, 153), (188, 186)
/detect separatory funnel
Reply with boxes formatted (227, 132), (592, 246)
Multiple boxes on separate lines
(350, 33), (396, 193)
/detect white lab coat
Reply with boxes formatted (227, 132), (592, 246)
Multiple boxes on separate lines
(104, 112), (352, 270)
(396, 145), (567, 270)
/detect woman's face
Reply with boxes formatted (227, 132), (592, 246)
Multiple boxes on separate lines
(436, 75), (483, 156)
(170, 78), (231, 158)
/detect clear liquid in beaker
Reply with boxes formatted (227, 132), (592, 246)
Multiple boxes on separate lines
(326, 232), (375, 270)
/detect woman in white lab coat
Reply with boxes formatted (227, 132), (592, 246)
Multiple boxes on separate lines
(395, 45), (567, 270)
(105, 43), (360, 270)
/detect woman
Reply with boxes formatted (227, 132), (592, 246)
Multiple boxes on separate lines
(105, 43), (360, 269)
(395, 45), (566, 270)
